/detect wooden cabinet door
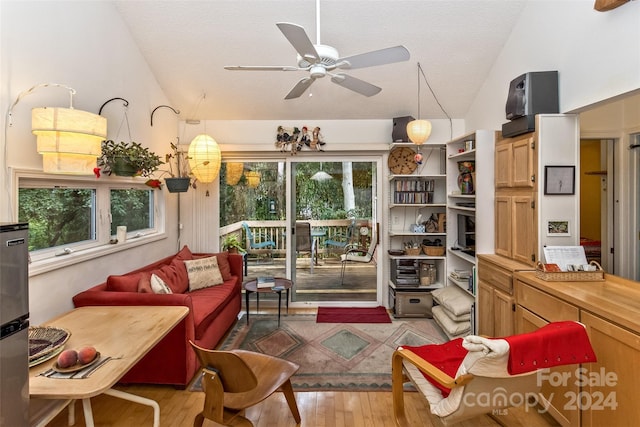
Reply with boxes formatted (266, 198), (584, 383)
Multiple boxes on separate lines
(581, 311), (640, 427)
(516, 305), (580, 427)
(511, 135), (535, 188)
(493, 288), (514, 337)
(495, 195), (512, 258)
(511, 194), (537, 266)
(477, 281), (494, 336)
(495, 142), (512, 188)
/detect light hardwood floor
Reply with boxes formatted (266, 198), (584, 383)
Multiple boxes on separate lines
(46, 386), (558, 427)
(44, 308), (559, 427)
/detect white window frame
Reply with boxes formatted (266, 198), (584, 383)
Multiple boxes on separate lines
(13, 169), (166, 275)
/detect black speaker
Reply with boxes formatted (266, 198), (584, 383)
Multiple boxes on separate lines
(392, 116), (415, 142)
(505, 71), (559, 121)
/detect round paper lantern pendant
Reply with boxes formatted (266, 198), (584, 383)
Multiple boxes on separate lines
(188, 134), (221, 183)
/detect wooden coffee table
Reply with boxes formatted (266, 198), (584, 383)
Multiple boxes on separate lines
(29, 305), (188, 427)
(244, 277), (292, 326)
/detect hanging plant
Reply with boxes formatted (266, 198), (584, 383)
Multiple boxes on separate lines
(98, 140), (163, 178)
(157, 141), (197, 192)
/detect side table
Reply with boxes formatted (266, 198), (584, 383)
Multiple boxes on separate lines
(244, 278), (292, 327)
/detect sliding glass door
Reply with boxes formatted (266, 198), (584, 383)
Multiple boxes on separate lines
(219, 157), (379, 305)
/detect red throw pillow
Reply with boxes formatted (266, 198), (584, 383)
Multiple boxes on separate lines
(106, 273), (143, 292)
(175, 245), (193, 261)
(137, 272), (153, 293)
(153, 258), (190, 294)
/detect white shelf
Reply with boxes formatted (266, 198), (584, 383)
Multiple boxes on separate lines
(388, 174), (446, 180)
(448, 205), (475, 213)
(390, 204), (446, 209)
(388, 254), (446, 260)
(448, 249), (475, 263)
(389, 231), (445, 237)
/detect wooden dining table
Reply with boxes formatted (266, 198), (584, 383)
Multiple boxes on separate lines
(29, 305), (189, 427)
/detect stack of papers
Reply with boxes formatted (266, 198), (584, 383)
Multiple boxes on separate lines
(543, 246), (588, 271)
(257, 276), (275, 288)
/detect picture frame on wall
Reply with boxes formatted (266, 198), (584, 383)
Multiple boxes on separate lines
(544, 165), (575, 195)
(546, 220), (570, 236)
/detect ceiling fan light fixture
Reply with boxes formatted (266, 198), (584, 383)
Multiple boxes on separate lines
(310, 65), (326, 79)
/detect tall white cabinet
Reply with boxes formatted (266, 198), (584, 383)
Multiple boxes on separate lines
(445, 130), (498, 334)
(387, 142), (447, 317)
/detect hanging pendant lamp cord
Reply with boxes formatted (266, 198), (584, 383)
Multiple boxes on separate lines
(416, 62), (453, 140)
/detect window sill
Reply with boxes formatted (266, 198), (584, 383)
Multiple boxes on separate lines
(28, 233), (167, 277)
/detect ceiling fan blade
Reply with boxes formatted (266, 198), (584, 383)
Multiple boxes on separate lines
(330, 74), (381, 97)
(276, 22), (320, 63)
(224, 65), (300, 71)
(285, 77), (315, 99)
(337, 45), (410, 70)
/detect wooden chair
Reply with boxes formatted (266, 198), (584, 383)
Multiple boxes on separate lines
(392, 321), (597, 426)
(190, 341), (301, 427)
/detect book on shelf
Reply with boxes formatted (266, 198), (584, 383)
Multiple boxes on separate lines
(257, 276), (276, 288)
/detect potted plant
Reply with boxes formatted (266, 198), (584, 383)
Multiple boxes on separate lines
(98, 140), (163, 177)
(222, 233), (245, 254)
(163, 142), (194, 193)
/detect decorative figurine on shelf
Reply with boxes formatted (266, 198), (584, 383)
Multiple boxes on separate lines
(275, 125), (326, 154)
(310, 126), (325, 151)
(414, 152), (423, 164)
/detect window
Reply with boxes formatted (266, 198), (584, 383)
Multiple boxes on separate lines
(17, 171), (163, 262)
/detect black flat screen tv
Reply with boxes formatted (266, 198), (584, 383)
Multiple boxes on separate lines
(457, 214), (476, 256)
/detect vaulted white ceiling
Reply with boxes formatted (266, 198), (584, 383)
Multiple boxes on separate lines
(114, 0), (527, 121)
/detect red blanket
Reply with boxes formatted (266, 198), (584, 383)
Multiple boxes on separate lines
(401, 321), (597, 397)
(503, 321), (597, 375)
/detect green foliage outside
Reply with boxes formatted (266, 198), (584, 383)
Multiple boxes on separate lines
(19, 188), (94, 251)
(110, 189), (153, 234)
(219, 161), (373, 227)
(18, 187), (153, 251)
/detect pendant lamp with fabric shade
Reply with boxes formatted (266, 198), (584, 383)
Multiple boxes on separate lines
(406, 62), (432, 145)
(226, 162), (244, 185)
(245, 171), (261, 188)
(187, 134), (221, 183)
(28, 86), (106, 174)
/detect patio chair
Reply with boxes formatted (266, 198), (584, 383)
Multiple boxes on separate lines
(190, 341), (301, 427)
(339, 223), (377, 284)
(242, 222), (275, 264)
(392, 321), (597, 426)
(295, 222), (314, 272)
(324, 220), (356, 256)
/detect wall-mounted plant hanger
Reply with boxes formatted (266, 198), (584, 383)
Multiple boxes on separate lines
(150, 105), (180, 126)
(98, 97), (129, 116)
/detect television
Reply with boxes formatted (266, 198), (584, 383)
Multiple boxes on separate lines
(457, 214), (476, 256)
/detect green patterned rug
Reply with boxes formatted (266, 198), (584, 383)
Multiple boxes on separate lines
(192, 314), (446, 392)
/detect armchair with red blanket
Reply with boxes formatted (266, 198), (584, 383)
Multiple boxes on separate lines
(392, 321), (597, 426)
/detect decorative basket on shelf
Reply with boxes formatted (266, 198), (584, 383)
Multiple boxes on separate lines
(535, 261), (604, 282)
(422, 245), (445, 256)
(404, 247), (422, 256)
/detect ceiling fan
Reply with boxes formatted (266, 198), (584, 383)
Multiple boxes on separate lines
(224, 0), (410, 99)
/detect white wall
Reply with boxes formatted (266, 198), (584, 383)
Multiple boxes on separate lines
(465, 0), (640, 131)
(0, 1), (180, 323)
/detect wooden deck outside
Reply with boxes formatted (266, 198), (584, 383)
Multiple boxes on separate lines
(243, 256), (378, 303)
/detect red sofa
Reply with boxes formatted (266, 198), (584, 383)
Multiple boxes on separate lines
(72, 246), (242, 387)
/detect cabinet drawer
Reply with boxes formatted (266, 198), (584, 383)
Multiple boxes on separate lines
(515, 280), (579, 322)
(478, 259), (512, 294)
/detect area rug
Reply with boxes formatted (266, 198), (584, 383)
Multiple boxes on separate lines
(316, 306), (392, 323)
(191, 314), (447, 392)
